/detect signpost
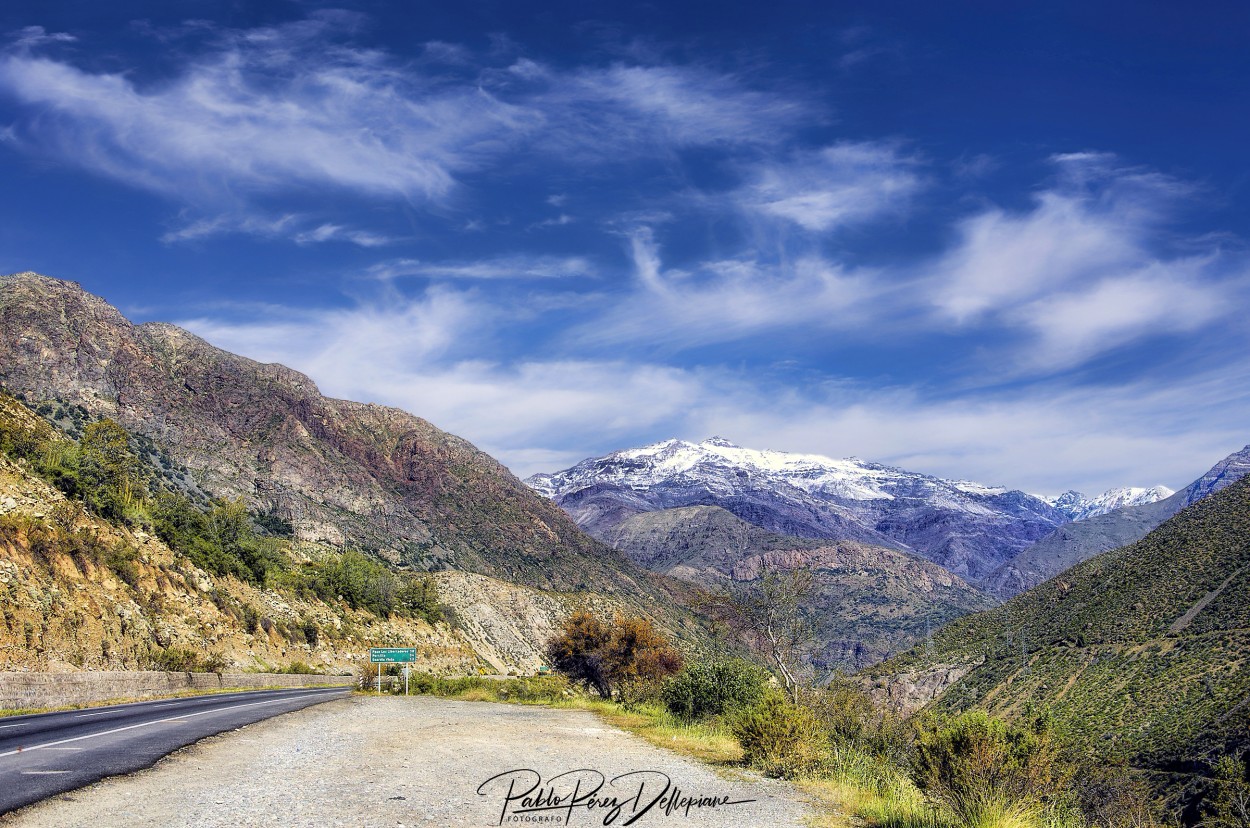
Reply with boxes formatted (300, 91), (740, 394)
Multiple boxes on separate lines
(369, 647), (417, 694)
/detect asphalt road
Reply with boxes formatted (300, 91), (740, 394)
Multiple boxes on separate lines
(0, 686), (351, 815)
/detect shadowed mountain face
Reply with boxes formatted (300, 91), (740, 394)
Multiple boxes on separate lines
(983, 445), (1250, 599)
(602, 505), (996, 670)
(868, 475), (1250, 802)
(529, 437), (1071, 581)
(0, 273), (665, 599)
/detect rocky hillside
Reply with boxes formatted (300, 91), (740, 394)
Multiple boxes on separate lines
(603, 505), (995, 669)
(866, 475), (1250, 796)
(529, 437), (1070, 581)
(0, 273), (674, 601)
(0, 394), (478, 675)
(984, 444), (1250, 598)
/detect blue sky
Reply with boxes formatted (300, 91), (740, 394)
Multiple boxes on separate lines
(1, 1), (1248, 495)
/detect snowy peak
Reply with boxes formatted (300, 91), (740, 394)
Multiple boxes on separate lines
(526, 437), (1072, 582)
(1046, 485), (1175, 521)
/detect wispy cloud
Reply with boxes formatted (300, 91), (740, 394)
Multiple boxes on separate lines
(0, 24), (531, 206)
(734, 141), (922, 231)
(0, 20), (812, 238)
(925, 153), (1241, 372)
(366, 255), (596, 281)
(574, 228), (885, 349)
(161, 213), (398, 247)
(180, 287), (1250, 493)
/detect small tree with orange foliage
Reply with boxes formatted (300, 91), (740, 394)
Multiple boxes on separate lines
(545, 610), (683, 699)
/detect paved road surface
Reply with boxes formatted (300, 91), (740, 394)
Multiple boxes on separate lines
(0, 686), (350, 815)
(0, 695), (815, 827)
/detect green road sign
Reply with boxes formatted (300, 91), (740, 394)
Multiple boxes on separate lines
(370, 647), (417, 663)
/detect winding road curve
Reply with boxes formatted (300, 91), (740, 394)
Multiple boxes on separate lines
(0, 686), (350, 815)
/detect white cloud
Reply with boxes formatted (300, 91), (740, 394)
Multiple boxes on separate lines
(179, 288), (1250, 493)
(0, 23), (811, 233)
(0, 18), (538, 211)
(365, 255), (596, 281)
(569, 228), (886, 349)
(924, 154), (1242, 372)
(161, 213), (398, 247)
(735, 142), (921, 232)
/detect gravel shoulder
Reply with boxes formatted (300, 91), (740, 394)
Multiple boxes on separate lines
(2, 695), (814, 828)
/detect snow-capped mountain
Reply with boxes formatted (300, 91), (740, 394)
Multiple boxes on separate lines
(526, 437), (1072, 581)
(1045, 485), (1175, 521)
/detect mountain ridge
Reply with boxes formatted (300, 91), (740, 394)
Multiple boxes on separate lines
(0, 272), (709, 650)
(528, 436), (1072, 581)
(984, 444), (1250, 598)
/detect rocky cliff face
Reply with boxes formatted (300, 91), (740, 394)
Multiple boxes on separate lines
(0, 273), (660, 599)
(530, 437), (1070, 581)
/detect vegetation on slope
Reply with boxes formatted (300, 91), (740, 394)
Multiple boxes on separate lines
(867, 475), (1250, 813)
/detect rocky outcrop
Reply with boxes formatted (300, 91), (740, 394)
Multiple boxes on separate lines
(864, 663), (975, 715)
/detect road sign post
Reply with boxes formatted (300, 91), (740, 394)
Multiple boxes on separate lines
(369, 648), (417, 695)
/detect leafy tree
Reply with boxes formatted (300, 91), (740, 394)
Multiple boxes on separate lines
(1205, 753), (1250, 828)
(546, 610), (683, 699)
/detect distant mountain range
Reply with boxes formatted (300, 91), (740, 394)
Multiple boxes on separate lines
(984, 445), (1250, 598)
(1044, 485), (1173, 521)
(529, 437), (1076, 581)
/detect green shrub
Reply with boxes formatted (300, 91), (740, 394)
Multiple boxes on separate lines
(731, 690), (828, 778)
(911, 711), (1067, 828)
(280, 661), (320, 675)
(103, 542), (141, 588)
(1204, 753), (1250, 828)
(661, 657), (770, 720)
(147, 646), (222, 672)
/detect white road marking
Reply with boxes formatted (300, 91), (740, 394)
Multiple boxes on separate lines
(74, 711), (116, 718)
(0, 691), (347, 760)
(47, 747), (85, 751)
(20, 770), (71, 775)
(0, 724), (26, 729)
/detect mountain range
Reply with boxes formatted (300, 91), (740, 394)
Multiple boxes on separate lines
(601, 504), (995, 669)
(530, 437), (1072, 581)
(1045, 485), (1174, 521)
(984, 445), (1250, 598)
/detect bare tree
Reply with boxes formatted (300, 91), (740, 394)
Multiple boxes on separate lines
(697, 568), (818, 701)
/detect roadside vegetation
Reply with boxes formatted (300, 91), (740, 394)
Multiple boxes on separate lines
(391, 608), (1248, 828)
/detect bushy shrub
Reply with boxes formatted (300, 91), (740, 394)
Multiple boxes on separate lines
(911, 710), (1067, 827)
(147, 646), (225, 673)
(546, 610), (683, 699)
(1204, 753), (1250, 828)
(731, 690), (828, 778)
(661, 657), (770, 720)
